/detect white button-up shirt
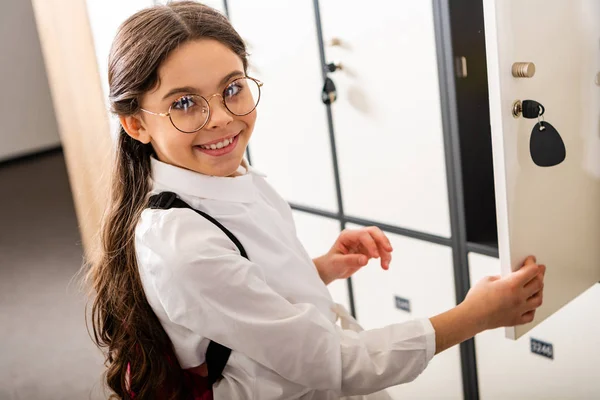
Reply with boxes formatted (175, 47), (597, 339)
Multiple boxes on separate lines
(135, 158), (436, 399)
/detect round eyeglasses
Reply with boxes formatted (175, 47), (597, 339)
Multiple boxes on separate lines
(140, 76), (263, 133)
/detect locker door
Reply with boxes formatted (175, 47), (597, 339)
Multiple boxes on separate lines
(31, 0), (114, 254)
(483, 0), (600, 339)
(292, 211), (350, 311)
(227, 1), (339, 212)
(319, 0), (451, 237)
(350, 227), (462, 399)
(469, 253), (600, 399)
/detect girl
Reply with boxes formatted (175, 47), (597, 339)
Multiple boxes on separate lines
(88, 2), (546, 399)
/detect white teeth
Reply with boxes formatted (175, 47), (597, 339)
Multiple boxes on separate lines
(200, 135), (236, 150)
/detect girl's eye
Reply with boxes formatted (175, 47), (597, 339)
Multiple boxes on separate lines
(224, 82), (243, 99)
(172, 95), (196, 111)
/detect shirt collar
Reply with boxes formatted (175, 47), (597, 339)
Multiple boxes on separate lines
(150, 157), (266, 203)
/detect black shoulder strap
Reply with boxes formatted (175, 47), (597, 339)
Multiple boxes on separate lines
(148, 191), (246, 385)
(149, 192), (248, 259)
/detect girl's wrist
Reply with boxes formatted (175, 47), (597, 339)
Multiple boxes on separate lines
(429, 300), (489, 355)
(313, 255), (334, 285)
(457, 298), (490, 334)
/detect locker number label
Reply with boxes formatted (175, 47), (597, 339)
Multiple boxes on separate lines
(394, 296), (411, 313)
(530, 338), (554, 360)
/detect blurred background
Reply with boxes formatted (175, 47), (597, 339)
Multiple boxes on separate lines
(1, 0), (599, 399)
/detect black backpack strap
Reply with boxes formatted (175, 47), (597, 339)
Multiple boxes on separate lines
(148, 191), (247, 385)
(148, 191), (249, 259)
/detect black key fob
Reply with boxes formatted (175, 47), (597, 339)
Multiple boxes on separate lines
(530, 122), (566, 167)
(321, 77), (337, 105)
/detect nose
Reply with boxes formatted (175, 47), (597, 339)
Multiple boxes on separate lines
(205, 93), (233, 130)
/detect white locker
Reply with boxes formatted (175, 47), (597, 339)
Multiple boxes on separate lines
(469, 252), (600, 399)
(227, 1), (339, 212)
(350, 226), (462, 399)
(291, 211), (350, 312)
(483, 0), (600, 339)
(319, 0), (451, 237)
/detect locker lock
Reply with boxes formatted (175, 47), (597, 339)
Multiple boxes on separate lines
(326, 61), (343, 73)
(512, 99), (545, 120)
(513, 100), (523, 118)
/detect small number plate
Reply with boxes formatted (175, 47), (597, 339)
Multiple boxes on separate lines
(394, 296), (411, 313)
(530, 338), (554, 360)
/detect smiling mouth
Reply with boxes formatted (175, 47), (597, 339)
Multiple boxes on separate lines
(197, 133), (239, 150)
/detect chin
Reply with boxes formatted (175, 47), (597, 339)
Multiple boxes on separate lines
(207, 153), (246, 177)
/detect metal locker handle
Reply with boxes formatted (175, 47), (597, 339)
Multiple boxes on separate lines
(512, 62), (536, 78)
(328, 37), (343, 47)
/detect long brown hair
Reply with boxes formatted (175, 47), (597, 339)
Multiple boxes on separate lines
(86, 3), (248, 399)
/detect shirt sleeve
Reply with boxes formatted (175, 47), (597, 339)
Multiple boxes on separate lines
(138, 208), (436, 396)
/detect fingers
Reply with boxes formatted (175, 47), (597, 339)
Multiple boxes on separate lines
(520, 310), (536, 324)
(357, 231), (380, 259)
(339, 227), (393, 270)
(477, 256), (545, 329)
(523, 255), (537, 265)
(365, 227), (393, 269)
(525, 290), (544, 310)
(342, 253), (368, 269)
(510, 257), (542, 287)
(330, 253), (367, 279)
(365, 227), (393, 252)
(523, 264), (545, 298)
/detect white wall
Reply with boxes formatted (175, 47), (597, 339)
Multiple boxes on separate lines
(85, 0), (226, 143)
(0, 0), (61, 162)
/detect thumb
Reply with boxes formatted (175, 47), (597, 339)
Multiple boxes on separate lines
(523, 255), (537, 266)
(332, 253), (368, 269)
(511, 262), (540, 287)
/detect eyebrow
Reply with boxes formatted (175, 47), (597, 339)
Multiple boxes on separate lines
(161, 70), (245, 101)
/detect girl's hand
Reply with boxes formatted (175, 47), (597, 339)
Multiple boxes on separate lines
(464, 255), (546, 331)
(430, 255), (546, 355)
(313, 227), (393, 285)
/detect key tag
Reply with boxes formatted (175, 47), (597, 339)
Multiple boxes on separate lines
(321, 77), (337, 105)
(526, 102), (566, 167)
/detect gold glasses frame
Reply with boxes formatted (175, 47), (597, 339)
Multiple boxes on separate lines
(139, 76), (263, 133)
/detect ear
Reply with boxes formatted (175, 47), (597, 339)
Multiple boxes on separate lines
(120, 114), (151, 144)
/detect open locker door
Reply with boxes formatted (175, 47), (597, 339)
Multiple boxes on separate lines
(31, 0), (113, 256)
(483, 0), (600, 339)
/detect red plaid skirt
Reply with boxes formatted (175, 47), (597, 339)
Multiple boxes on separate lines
(126, 363), (213, 399)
